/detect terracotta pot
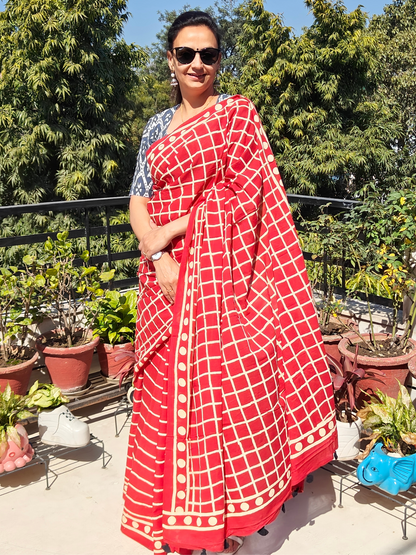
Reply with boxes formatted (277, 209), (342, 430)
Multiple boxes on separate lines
(0, 350), (38, 395)
(336, 416), (362, 461)
(36, 330), (99, 394)
(323, 330), (359, 365)
(97, 341), (134, 378)
(338, 333), (416, 399)
(0, 423), (34, 474)
(321, 316), (358, 364)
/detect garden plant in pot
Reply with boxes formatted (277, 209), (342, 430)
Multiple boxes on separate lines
(25, 381), (90, 448)
(35, 232), (114, 394)
(86, 289), (137, 381)
(0, 381), (89, 474)
(317, 295), (358, 363)
(0, 383), (35, 473)
(299, 209), (359, 363)
(356, 384), (416, 495)
(0, 257), (44, 395)
(328, 348), (385, 460)
(338, 187), (416, 399)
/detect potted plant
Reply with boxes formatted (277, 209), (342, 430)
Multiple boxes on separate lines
(0, 383), (35, 473)
(316, 295), (358, 363)
(356, 385), (416, 495)
(85, 289), (137, 381)
(300, 209), (359, 362)
(337, 187), (416, 398)
(328, 349), (385, 460)
(25, 381), (90, 448)
(0, 256), (44, 395)
(35, 232), (114, 394)
(0, 380), (78, 473)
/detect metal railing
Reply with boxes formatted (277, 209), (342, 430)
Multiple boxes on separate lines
(2, 193), (390, 306)
(0, 196), (137, 289)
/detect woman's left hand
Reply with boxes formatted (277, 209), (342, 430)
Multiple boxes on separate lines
(139, 221), (171, 259)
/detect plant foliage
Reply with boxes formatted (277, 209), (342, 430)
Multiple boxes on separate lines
(87, 289), (137, 345)
(37, 231), (115, 347)
(226, 0), (400, 196)
(328, 348), (385, 421)
(357, 384), (416, 459)
(0, 0), (147, 205)
(0, 256), (44, 363)
(0, 382), (68, 456)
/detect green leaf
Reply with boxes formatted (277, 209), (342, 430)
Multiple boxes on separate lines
(100, 270), (115, 282)
(28, 381), (40, 396)
(6, 425), (21, 448)
(108, 330), (118, 344)
(3, 384), (12, 402)
(16, 410), (34, 420)
(35, 275), (46, 287)
(23, 255), (35, 265)
(0, 430), (8, 458)
(57, 231), (69, 241)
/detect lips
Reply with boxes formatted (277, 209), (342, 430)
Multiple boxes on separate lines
(187, 73), (206, 80)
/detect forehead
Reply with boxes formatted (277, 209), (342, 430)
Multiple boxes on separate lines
(173, 25), (218, 49)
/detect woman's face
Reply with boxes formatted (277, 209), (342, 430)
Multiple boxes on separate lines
(167, 25), (221, 101)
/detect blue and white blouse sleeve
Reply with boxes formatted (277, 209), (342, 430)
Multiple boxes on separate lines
(130, 107), (177, 197)
(130, 118), (157, 198)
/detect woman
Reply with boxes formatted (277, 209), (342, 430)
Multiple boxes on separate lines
(122, 11), (337, 555)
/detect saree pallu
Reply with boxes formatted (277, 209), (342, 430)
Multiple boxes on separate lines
(122, 95), (337, 554)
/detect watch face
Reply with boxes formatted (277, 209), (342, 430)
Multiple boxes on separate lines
(151, 251), (163, 261)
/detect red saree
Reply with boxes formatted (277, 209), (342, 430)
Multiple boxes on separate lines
(122, 95), (337, 554)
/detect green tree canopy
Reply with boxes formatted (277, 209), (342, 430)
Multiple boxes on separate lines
(0, 0), (147, 205)
(369, 0), (416, 187)
(226, 0), (400, 196)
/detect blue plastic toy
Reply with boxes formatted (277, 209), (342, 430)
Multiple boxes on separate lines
(357, 442), (416, 495)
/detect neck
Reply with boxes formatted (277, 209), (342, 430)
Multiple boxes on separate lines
(180, 87), (217, 113)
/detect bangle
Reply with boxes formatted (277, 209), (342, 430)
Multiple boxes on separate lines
(150, 251), (164, 261)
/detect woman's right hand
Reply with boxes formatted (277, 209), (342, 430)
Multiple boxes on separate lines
(153, 253), (180, 304)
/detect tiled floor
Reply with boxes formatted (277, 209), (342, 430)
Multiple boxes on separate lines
(1, 397), (416, 555)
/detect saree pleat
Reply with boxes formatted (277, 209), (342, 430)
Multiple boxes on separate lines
(122, 95), (337, 554)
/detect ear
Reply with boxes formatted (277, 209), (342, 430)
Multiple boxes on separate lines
(167, 50), (174, 72)
(216, 52), (222, 70)
(392, 457), (414, 483)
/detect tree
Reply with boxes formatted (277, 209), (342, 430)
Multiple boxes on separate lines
(0, 0), (147, 205)
(369, 0), (416, 188)
(227, 0), (400, 196)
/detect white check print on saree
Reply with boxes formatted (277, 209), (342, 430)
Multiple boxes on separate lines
(122, 95), (337, 555)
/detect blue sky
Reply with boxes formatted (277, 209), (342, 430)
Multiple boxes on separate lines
(124, 0), (386, 47)
(0, 0), (387, 48)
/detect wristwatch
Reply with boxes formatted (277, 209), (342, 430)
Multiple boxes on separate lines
(150, 251), (164, 262)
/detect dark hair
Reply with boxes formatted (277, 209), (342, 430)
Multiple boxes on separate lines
(168, 11), (221, 105)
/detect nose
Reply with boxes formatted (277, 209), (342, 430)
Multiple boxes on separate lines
(190, 52), (204, 70)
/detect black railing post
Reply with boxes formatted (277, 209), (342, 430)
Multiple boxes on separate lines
(85, 208), (91, 255)
(104, 206), (113, 290)
(341, 248), (346, 300)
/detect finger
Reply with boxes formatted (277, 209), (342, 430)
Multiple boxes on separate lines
(163, 286), (175, 304)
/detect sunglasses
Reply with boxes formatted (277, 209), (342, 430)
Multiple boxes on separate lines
(172, 47), (221, 66)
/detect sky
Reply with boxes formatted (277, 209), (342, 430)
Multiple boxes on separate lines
(125, 0), (386, 47)
(0, 0), (387, 48)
